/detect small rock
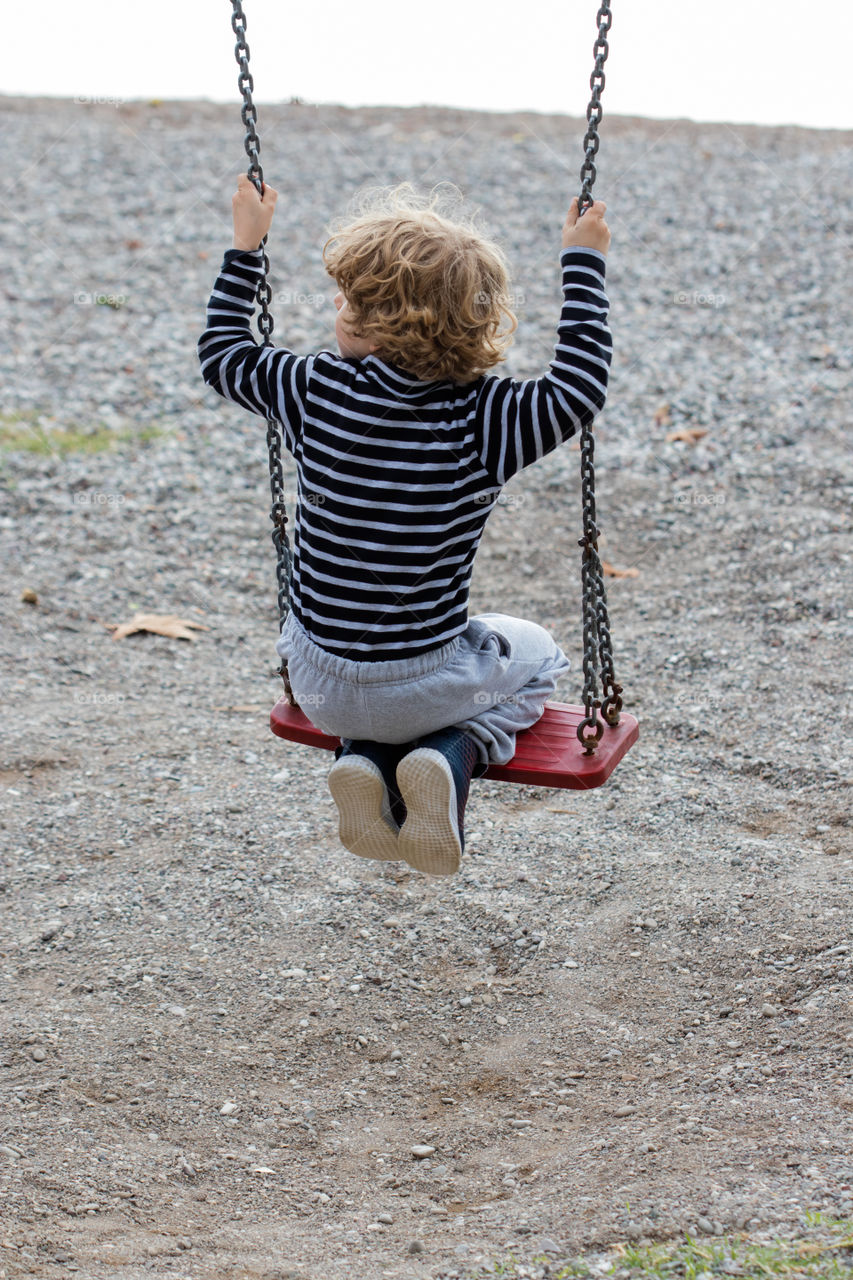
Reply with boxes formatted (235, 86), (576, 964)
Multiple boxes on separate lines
(30, 1046), (47, 1062)
(220, 1101), (238, 1115)
(613, 1104), (637, 1117)
(376, 1212), (394, 1224)
(411, 1144), (436, 1159)
(761, 1003), (780, 1017)
(540, 1237), (561, 1255)
(407, 1239), (425, 1254)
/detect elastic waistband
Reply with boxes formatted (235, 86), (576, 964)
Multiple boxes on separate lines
(282, 611), (462, 686)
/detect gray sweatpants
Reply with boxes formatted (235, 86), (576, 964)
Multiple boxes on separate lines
(275, 611), (570, 767)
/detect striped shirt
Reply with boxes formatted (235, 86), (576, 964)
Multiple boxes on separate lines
(198, 245), (612, 660)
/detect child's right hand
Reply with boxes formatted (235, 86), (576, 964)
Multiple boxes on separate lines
(562, 196), (610, 256)
(232, 173), (279, 252)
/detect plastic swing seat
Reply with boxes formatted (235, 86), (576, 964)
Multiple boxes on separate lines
(270, 698), (639, 790)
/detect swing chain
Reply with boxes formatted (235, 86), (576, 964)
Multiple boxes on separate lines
(231, 0), (294, 704)
(578, 0), (612, 214)
(576, 0), (623, 750)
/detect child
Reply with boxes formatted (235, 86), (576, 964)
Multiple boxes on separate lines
(199, 177), (611, 877)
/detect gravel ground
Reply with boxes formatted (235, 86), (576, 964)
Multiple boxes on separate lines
(1, 96), (852, 1280)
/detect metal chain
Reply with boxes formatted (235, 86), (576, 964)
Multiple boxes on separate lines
(575, 0), (623, 752)
(230, 0), (294, 702)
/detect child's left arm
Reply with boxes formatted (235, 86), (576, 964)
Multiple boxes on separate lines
(197, 177), (310, 454)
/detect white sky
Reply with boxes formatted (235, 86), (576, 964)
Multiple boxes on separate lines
(4, 0), (853, 130)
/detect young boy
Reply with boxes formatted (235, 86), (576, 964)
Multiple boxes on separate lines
(199, 177), (611, 877)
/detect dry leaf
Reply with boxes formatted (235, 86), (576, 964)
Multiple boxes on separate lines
(665, 427), (708, 444)
(109, 612), (210, 642)
(602, 560), (640, 578)
(653, 403), (672, 427)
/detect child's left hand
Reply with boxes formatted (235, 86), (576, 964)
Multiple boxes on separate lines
(232, 173), (278, 251)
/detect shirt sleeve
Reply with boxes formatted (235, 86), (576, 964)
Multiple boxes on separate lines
(197, 247), (312, 455)
(474, 246), (612, 486)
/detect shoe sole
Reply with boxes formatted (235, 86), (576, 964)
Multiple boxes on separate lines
(328, 756), (399, 862)
(396, 748), (462, 876)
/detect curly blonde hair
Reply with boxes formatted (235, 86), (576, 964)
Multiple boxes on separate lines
(322, 183), (517, 384)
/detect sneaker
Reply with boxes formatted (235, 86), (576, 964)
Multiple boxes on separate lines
(328, 740), (410, 863)
(396, 728), (480, 876)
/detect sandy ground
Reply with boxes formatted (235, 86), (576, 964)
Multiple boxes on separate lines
(1, 97), (852, 1279)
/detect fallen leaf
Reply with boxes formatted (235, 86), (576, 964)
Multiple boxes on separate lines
(602, 561), (639, 578)
(109, 613), (210, 642)
(653, 403), (672, 427)
(665, 427), (708, 444)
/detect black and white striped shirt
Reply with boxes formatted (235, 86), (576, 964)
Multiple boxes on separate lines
(199, 246), (612, 660)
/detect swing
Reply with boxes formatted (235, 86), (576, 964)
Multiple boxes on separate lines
(229, 0), (638, 790)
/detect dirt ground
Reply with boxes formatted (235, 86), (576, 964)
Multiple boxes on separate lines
(1, 98), (852, 1280)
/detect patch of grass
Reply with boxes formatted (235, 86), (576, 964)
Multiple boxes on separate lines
(0, 411), (165, 455)
(469, 1215), (853, 1280)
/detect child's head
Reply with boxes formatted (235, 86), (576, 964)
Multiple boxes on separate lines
(323, 183), (517, 384)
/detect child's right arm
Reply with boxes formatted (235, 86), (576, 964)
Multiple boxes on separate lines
(475, 198), (612, 485)
(197, 177), (311, 452)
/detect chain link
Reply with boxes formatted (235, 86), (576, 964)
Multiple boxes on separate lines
(575, 0), (623, 752)
(231, 0), (294, 702)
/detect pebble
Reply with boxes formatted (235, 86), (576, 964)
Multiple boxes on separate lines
(30, 1046), (47, 1062)
(220, 1101), (238, 1115)
(407, 1240), (425, 1255)
(761, 1003), (781, 1017)
(411, 1144), (436, 1159)
(613, 1104), (637, 1117)
(376, 1212), (394, 1224)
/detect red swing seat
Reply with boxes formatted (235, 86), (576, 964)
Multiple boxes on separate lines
(270, 697), (638, 790)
